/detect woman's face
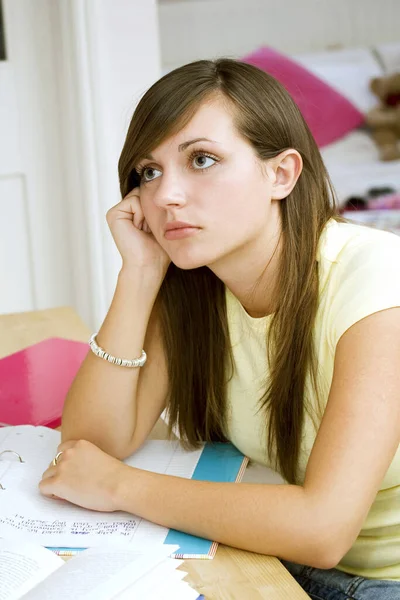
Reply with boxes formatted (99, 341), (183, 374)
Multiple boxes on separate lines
(136, 97), (281, 271)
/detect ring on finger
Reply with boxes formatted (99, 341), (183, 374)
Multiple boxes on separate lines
(52, 451), (64, 467)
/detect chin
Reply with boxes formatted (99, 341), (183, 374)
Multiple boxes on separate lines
(169, 249), (217, 271)
(170, 256), (208, 271)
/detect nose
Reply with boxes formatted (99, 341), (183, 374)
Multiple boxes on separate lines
(152, 171), (187, 210)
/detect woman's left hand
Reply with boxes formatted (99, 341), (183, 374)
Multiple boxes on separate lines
(39, 439), (128, 512)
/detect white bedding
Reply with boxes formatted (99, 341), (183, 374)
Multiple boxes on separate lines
(321, 130), (400, 205)
(375, 41), (400, 73)
(294, 47), (383, 113)
(305, 45), (400, 206)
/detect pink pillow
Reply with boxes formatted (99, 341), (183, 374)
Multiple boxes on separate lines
(241, 46), (364, 147)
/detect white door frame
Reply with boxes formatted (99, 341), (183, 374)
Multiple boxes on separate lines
(56, 0), (162, 330)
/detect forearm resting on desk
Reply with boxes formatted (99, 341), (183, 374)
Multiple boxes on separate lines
(115, 468), (348, 570)
(61, 268), (159, 457)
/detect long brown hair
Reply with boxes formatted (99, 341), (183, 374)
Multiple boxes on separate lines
(118, 59), (340, 484)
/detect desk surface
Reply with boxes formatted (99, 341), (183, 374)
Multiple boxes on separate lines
(0, 306), (309, 600)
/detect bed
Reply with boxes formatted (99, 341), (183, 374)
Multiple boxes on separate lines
(299, 43), (400, 233)
(297, 46), (400, 201)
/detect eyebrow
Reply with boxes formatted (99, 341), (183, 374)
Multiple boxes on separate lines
(142, 138), (219, 161)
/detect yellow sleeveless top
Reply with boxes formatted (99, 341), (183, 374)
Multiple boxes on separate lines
(225, 218), (400, 580)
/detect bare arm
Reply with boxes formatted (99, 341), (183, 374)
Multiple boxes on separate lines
(61, 267), (168, 459)
(113, 308), (400, 569)
(61, 185), (171, 457)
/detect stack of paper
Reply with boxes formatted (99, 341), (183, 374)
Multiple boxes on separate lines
(0, 538), (201, 599)
(0, 425), (247, 559)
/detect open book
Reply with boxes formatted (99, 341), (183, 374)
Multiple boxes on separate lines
(0, 426), (248, 559)
(0, 538), (200, 599)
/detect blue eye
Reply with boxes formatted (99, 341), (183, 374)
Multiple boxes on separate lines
(192, 154), (217, 169)
(138, 150), (220, 184)
(141, 167), (161, 183)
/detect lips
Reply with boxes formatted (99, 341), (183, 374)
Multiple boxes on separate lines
(164, 221), (201, 241)
(164, 221), (196, 232)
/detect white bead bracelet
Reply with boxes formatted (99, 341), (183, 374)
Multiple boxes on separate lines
(89, 333), (147, 368)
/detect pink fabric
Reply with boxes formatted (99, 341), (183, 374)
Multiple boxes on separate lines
(0, 338), (88, 428)
(368, 193), (400, 210)
(241, 46), (365, 147)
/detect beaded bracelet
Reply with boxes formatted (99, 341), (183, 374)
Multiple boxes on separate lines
(89, 333), (147, 368)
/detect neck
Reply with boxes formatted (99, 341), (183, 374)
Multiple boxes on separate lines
(209, 205), (283, 318)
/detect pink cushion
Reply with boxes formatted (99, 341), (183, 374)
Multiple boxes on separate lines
(241, 46), (364, 147)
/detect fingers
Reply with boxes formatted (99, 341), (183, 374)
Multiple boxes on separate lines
(57, 440), (78, 453)
(107, 196), (142, 220)
(125, 189), (152, 233)
(142, 220), (152, 234)
(40, 463), (65, 500)
(46, 440), (76, 469)
(39, 475), (61, 499)
(125, 186), (140, 199)
(42, 465), (57, 480)
(39, 465), (58, 498)
(106, 190), (146, 231)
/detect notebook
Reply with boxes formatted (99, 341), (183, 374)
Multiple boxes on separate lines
(0, 338), (89, 428)
(0, 425), (248, 559)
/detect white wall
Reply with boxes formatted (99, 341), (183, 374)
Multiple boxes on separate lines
(55, 0), (162, 329)
(1, 0), (75, 316)
(158, 0), (400, 70)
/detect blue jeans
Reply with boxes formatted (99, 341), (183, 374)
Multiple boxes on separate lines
(281, 560), (400, 599)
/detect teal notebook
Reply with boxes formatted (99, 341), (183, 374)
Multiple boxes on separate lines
(48, 442), (248, 560)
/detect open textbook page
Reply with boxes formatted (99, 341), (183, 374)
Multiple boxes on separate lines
(0, 426), (202, 549)
(0, 539), (181, 600)
(0, 539), (62, 600)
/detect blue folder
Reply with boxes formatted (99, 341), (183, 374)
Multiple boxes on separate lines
(165, 442), (247, 559)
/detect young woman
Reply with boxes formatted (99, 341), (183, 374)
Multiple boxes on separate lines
(40, 59), (400, 598)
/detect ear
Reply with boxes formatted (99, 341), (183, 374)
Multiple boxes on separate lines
(265, 149), (303, 200)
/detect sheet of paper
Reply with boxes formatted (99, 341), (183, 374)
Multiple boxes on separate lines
(20, 543), (179, 600)
(142, 574), (200, 600)
(143, 574), (201, 600)
(0, 538), (63, 600)
(0, 426), (202, 548)
(114, 558), (186, 599)
(116, 565), (200, 600)
(138, 574), (200, 600)
(164, 583), (201, 600)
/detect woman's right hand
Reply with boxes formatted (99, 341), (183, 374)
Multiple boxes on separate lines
(106, 188), (170, 276)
